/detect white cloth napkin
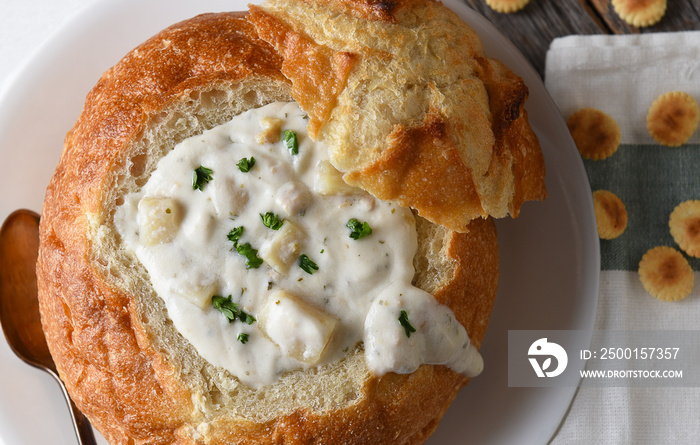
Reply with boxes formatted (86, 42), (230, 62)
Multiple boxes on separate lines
(545, 32), (700, 444)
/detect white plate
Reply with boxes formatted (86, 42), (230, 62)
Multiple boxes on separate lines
(0, 1), (599, 444)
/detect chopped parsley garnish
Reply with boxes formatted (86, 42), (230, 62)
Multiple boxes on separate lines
(398, 310), (416, 338)
(212, 295), (240, 323)
(227, 226), (244, 247)
(238, 311), (256, 325)
(346, 218), (373, 240)
(260, 212), (285, 230)
(237, 333), (250, 344)
(237, 157), (256, 172)
(192, 166), (214, 191)
(227, 226), (262, 268)
(283, 129), (299, 155)
(236, 243), (263, 269)
(299, 254), (319, 274)
(212, 295), (257, 328)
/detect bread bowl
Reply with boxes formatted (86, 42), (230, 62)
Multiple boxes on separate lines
(35, 3), (543, 443)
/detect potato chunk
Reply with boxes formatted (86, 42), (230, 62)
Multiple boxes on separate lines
(314, 160), (364, 195)
(210, 177), (249, 218)
(169, 270), (217, 309)
(138, 197), (182, 245)
(259, 221), (307, 274)
(276, 181), (312, 215)
(258, 290), (337, 364)
(256, 117), (283, 144)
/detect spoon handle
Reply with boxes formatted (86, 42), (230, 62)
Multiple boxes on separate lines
(68, 397), (98, 445)
(54, 377), (97, 445)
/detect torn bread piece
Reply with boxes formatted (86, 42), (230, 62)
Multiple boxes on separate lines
(247, 0), (546, 232)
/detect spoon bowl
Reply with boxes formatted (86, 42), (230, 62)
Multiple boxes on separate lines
(0, 210), (53, 371)
(0, 209), (97, 445)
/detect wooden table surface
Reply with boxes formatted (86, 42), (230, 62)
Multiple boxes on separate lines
(464, 0), (700, 78)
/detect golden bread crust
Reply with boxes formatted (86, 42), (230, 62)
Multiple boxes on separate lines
(37, 11), (499, 445)
(248, 0), (546, 232)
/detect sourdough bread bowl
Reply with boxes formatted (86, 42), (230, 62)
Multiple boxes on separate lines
(35, 3), (543, 444)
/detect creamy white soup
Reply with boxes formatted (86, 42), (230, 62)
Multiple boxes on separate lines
(115, 102), (482, 388)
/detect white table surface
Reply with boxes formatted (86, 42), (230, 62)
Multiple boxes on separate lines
(0, 1), (95, 92)
(0, 5), (104, 445)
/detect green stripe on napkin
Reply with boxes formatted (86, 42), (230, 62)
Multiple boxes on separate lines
(583, 144), (700, 271)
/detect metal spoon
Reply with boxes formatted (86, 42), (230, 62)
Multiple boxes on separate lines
(0, 209), (97, 445)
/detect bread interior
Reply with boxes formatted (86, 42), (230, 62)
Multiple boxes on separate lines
(88, 79), (456, 423)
